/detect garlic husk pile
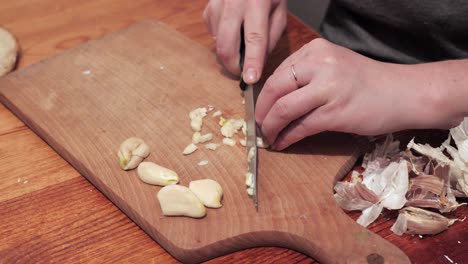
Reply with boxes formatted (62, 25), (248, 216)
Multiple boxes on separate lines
(334, 130), (467, 234)
(390, 206), (464, 235)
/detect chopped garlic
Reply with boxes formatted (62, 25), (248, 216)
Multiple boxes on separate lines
(240, 138), (246, 146)
(183, 143), (198, 155)
(247, 147), (256, 162)
(256, 137), (269, 148)
(212, 110), (222, 117)
(207, 105), (214, 112)
(222, 138), (236, 146)
(221, 119), (244, 138)
(204, 143), (220, 150)
(189, 107), (208, 132)
(219, 117), (227, 126)
(198, 160), (209, 166)
(245, 172), (253, 187)
(246, 187), (254, 196)
(199, 133), (213, 143)
(242, 121), (247, 136)
(192, 132), (201, 144)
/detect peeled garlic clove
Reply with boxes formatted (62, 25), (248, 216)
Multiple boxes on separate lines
(189, 179), (223, 208)
(222, 138), (236, 146)
(118, 137), (150, 170)
(137, 162), (179, 186)
(157, 185), (206, 218)
(183, 143), (198, 155)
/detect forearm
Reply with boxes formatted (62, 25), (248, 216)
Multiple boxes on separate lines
(390, 59), (468, 130)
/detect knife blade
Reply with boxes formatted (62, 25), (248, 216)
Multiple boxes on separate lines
(239, 26), (258, 209)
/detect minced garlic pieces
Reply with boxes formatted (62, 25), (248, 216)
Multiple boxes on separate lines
(118, 137), (150, 170)
(189, 107), (208, 132)
(205, 143), (220, 150)
(137, 162), (179, 186)
(192, 132), (214, 144)
(183, 143), (198, 155)
(157, 185), (206, 218)
(222, 138), (236, 146)
(189, 179), (223, 208)
(221, 118), (244, 138)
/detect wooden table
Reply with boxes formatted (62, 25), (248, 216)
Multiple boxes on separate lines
(0, 1), (466, 263)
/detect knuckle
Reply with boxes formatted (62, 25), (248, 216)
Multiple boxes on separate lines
(245, 31), (266, 46)
(273, 98), (291, 121)
(216, 44), (234, 60)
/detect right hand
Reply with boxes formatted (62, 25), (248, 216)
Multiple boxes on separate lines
(203, 0), (287, 84)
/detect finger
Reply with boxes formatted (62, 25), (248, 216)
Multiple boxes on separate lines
(255, 59), (314, 125)
(260, 81), (327, 145)
(272, 107), (330, 150)
(267, 1), (287, 53)
(203, 0), (223, 36)
(243, 0), (271, 84)
(216, 1), (243, 75)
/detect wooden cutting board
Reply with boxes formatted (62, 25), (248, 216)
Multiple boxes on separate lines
(0, 21), (409, 264)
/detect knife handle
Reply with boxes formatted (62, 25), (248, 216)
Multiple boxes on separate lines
(239, 26), (247, 91)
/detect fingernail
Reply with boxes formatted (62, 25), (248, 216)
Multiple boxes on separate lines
(245, 68), (257, 83)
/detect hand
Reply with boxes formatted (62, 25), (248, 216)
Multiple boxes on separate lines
(203, 0), (287, 84)
(256, 38), (462, 150)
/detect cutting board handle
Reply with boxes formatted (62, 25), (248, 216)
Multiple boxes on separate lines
(278, 207), (410, 264)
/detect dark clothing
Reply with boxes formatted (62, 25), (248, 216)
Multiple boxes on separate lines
(321, 1), (468, 64)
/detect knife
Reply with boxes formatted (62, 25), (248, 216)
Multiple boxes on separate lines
(239, 26), (258, 209)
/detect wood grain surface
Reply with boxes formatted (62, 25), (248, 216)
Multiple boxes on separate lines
(0, 1), (466, 263)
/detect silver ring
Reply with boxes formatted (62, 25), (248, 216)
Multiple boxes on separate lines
(291, 64), (298, 82)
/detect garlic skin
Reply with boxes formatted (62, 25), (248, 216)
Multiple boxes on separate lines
(137, 162), (179, 186)
(189, 179), (223, 208)
(157, 185), (206, 218)
(118, 137), (150, 170)
(183, 143), (198, 155)
(391, 206), (462, 235)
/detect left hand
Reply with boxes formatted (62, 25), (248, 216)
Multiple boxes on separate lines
(255, 38), (459, 150)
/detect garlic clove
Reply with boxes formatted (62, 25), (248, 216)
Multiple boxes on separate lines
(189, 179), (223, 208)
(157, 185), (206, 218)
(137, 162), (179, 186)
(118, 137), (150, 170)
(183, 143), (198, 155)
